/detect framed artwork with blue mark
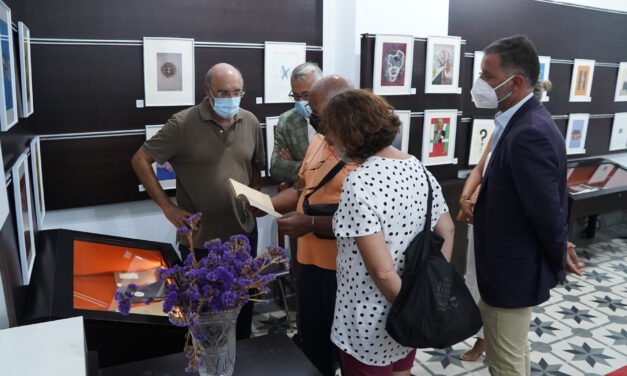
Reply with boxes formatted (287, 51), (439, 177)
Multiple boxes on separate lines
(264, 41), (306, 104)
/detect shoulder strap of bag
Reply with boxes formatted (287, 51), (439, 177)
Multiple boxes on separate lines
(304, 160), (346, 201)
(423, 168), (433, 232)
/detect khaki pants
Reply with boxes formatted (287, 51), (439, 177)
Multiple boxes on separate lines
(479, 300), (532, 376)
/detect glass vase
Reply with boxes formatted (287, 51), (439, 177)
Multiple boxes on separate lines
(190, 306), (241, 376)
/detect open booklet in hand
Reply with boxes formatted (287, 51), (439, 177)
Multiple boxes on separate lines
(229, 178), (282, 217)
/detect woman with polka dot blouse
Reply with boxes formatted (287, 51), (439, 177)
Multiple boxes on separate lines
(320, 89), (455, 376)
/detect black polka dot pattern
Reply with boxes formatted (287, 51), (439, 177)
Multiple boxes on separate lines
(330, 155), (448, 365)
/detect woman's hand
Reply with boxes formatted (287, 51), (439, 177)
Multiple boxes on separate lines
(456, 199), (476, 223)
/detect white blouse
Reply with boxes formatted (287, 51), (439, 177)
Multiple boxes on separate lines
(331, 156), (448, 366)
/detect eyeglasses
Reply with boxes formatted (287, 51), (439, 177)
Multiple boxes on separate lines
(288, 91), (310, 101)
(210, 89), (246, 99)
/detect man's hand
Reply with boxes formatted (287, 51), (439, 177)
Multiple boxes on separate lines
(456, 199), (475, 223)
(565, 241), (584, 276)
(277, 211), (311, 238)
(279, 148), (295, 161)
(163, 204), (194, 229)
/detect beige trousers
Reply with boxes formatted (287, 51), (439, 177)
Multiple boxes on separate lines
(479, 300), (532, 376)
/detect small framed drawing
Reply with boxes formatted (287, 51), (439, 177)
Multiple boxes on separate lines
(609, 112), (627, 151)
(265, 116), (280, 174)
(393, 110), (411, 152)
(18, 22), (33, 117)
(12, 151), (36, 285)
(145, 125), (176, 190)
(0, 1), (18, 131)
(0, 143), (9, 228)
(538, 55), (551, 102)
(264, 42), (306, 104)
(468, 118), (495, 165)
(565, 113), (589, 155)
(372, 34), (414, 96)
(588, 163), (614, 185)
(143, 37), (195, 107)
(568, 59), (595, 102)
(470, 51), (484, 103)
(422, 109), (458, 166)
(425, 36), (462, 94)
(614, 62), (627, 102)
(29, 137), (45, 228)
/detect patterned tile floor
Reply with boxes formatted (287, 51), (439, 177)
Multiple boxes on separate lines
(251, 228), (627, 375)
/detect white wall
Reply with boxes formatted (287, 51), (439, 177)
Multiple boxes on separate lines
(323, 0), (449, 85)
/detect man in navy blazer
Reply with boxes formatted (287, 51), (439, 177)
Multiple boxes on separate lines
(470, 35), (567, 375)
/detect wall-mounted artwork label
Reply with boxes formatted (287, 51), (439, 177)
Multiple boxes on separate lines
(422, 109), (458, 166)
(143, 37), (195, 107)
(373, 35), (414, 96)
(424, 36), (461, 94)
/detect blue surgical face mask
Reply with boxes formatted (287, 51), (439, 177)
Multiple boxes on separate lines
(211, 97), (241, 119)
(294, 101), (312, 119)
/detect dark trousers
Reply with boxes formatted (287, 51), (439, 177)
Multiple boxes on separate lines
(178, 227), (257, 340)
(298, 264), (340, 376)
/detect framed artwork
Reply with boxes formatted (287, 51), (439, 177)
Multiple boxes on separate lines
(614, 62), (627, 102)
(609, 112), (627, 151)
(568, 59), (595, 102)
(264, 42), (306, 104)
(471, 51), (484, 103)
(143, 37), (195, 107)
(143, 125), (176, 190)
(425, 36), (462, 94)
(393, 110), (411, 153)
(565, 113), (589, 155)
(264, 116), (280, 174)
(18, 22), (33, 117)
(422, 109), (458, 166)
(468, 118), (495, 165)
(29, 137), (45, 228)
(12, 152), (36, 285)
(0, 1), (18, 131)
(0, 143), (9, 228)
(538, 55), (551, 102)
(588, 163), (614, 185)
(372, 34), (414, 96)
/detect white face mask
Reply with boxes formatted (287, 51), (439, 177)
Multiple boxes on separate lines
(470, 75), (515, 109)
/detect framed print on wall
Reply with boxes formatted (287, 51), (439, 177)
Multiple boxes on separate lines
(614, 62), (627, 102)
(425, 36), (462, 94)
(422, 109), (458, 166)
(264, 42), (306, 104)
(470, 51), (484, 103)
(468, 118), (495, 166)
(265, 116), (280, 175)
(393, 110), (411, 153)
(609, 112), (627, 151)
(565, 113), (589, 155)
(568, 59), (595, 102)
(29, 137), (45, 228)
(143, 37), (195, 107)
(372, 34), (414, 96)
(145, 125), (176, 190)
(0, 1), (18, 131)
(12, 152), (36, 285)
(538, 55), (551, 102)
(0, 143), (9, 228)
(18, 22), (33, 117)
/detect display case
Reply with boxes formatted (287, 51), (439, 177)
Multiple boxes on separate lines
(22, 229), (186, 368)
(567, 158), (627, 238)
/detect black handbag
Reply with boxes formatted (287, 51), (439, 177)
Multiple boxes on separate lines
(385, 176), (482, 349)
(302, 160), (345, 240)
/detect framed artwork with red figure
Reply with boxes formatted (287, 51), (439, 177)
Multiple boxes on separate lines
(422, 109), (458, 166)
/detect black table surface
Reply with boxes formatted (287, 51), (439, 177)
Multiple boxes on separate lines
(99, 333), (322, 376)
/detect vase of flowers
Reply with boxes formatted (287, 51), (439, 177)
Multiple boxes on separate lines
(115, 213), (288, 375)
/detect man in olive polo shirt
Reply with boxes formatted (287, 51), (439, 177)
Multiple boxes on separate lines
(131, 62), (265, 339)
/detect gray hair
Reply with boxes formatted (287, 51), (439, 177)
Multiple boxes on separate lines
(291, 62), (323, 81)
